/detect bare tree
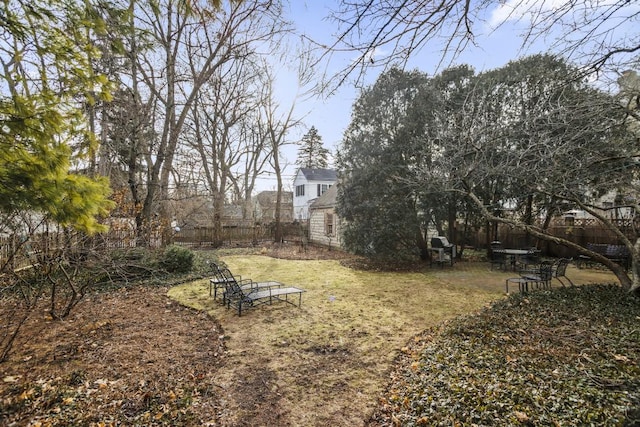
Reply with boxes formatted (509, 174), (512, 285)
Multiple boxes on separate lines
(229, 112), (273, 219)
(258, 69), (300, 242)
(321, 0), (639, 89)
(175, 28), (316, 241)
(125, 0), (289, 245)
(184, 51), (266, 243)
(256, 48), (318, 240)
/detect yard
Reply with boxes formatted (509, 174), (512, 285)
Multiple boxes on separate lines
(170, 250), (617, 425)
(0, 247), (622, 426)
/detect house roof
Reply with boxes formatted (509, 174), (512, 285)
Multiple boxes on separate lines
(299, 168), (337, 182)
(310, 184), (337, 209)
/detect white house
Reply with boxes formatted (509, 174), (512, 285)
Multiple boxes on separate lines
(293, 168), (337, 220)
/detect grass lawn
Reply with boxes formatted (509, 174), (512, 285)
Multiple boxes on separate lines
(169, 253), (618, 426)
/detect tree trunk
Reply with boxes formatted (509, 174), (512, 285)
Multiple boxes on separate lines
(524, 194), (533, 246)
(485, 220), (492, 258)
(212, 188), (224, 247)
(416, 230), (428, 260)
(273, 151), (283, 243)
(447, 200), (457, 257)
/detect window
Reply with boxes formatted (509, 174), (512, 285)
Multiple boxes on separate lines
(317, 183), (329, 197)
(325, 213), (334, 236)
(296, 185), (305, 197)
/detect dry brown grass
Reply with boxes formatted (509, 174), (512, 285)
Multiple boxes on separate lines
(169, 254), (617, 426)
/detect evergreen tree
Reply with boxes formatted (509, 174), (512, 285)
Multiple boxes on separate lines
(336, 69), (431, 262)
(296, 126), (330, 169)
(0, 0), (115, 233)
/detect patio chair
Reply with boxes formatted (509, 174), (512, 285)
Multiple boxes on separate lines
(505, 261), (554, 293)
(209, 263), (230, 298)
(209, 263), (250, 299)
(490, 250), (507, 270)
(552, 258), (574, 287)
(514, 249), (541, 275)
(490, 241), (503, 248)
(521, 260), (554, 290)
(224, 279), (306, 316)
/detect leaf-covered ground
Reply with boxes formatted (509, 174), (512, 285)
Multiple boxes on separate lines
(367, 285), (640, 426)
(0, 286), (230, 426)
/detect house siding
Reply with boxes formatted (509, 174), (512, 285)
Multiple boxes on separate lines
(309, 207), (342, 249)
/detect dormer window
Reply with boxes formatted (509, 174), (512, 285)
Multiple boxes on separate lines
(317, 184), (330, 197)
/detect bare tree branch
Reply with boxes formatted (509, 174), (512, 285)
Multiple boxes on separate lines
(317, 0), (639, 92)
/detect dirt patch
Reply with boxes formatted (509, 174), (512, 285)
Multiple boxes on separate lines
(0, 245), (364, 426)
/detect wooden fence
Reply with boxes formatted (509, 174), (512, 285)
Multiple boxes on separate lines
(464, 218), (637, 258)
(0, 232), (79, 271)
(174, 223), (309, 247)
(1, 223), (309, 271)
(2, 217), (633, 270)
(174, 226), (268, 247)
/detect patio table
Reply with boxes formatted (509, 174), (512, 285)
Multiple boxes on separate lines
(493, 249), (530, 271)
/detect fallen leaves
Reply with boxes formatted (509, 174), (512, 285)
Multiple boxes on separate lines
(514, 410), (529, 422)
(3, 375), (21, 383)
(0, 286), (226, 426)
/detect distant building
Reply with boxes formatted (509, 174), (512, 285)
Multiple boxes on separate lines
(254, 191), (294, 224)
(168, 193), (250, 229)
(293, 168), (337, 220)
(561, 190), (637, 225)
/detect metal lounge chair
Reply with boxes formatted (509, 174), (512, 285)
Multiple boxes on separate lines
(209, 264), (281, 303)
(224, 279), (305, 316)
(209, 263), (232, 298)
(209, 263), (250, 299)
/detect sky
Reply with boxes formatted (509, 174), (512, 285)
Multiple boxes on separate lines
(255, 1), (543, 192)
(257, 0), (634, 192)
(287, 2), (539, 137)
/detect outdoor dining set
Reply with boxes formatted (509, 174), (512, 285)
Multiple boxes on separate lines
(489, 241), (574, 293)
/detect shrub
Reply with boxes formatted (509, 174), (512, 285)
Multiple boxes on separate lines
(159, 245), (194, 273)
